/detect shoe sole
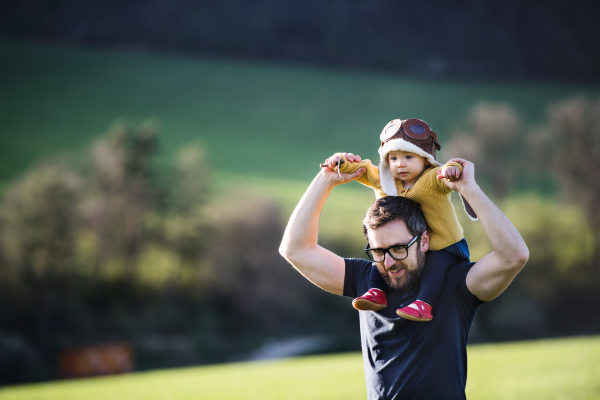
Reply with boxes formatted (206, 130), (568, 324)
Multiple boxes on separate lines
(396, 310), (432, 322)
(352, 299), (387, 311)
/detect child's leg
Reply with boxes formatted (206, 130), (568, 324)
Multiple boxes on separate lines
(352, 265), (388, 311)
(396, 250), (459, 321)
(416, 250), (459, 307)
(444, 238), (470, 263)
(368, 264), (387, 291)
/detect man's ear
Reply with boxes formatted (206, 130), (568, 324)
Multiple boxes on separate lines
(420, 231), (430, 252)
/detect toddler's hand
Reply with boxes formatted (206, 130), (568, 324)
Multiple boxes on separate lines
(344, 153), (361, 163)
(324, 153), (361, 170)
(439, 165), (461, 181)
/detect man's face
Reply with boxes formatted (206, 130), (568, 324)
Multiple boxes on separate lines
(367, 219), (429, 291)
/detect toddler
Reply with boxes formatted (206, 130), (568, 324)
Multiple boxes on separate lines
(324, 118), (477, 321)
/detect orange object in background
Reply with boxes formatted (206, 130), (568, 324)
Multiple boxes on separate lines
(59, 342), (134, 378)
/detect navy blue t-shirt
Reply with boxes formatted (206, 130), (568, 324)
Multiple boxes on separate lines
(344, 257), (484, 400)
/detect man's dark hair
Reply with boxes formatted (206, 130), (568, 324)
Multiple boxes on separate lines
(363, 196), (427, 240)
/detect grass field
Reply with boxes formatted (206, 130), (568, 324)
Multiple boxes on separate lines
(0, 335), (598, 400)
(2, 39), (599, 187)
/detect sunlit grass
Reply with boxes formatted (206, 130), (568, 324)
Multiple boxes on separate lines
(0, 354), (366, 400)
(466, 336), (600, 400)
(1, 336), (599, 400)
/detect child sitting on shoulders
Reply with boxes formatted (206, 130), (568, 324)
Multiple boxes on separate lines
(324, 118), (477, 321)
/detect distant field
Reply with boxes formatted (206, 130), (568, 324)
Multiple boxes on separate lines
(0, 336), (598, 400)
(1, 39), (599, 187)
(2, 39), (599, 248)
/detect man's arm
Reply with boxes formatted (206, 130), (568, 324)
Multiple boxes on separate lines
(439, 159), (529, 302)
(279, 156), (366, 295)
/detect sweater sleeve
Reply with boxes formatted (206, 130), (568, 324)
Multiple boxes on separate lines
(336, 153), (382, 191)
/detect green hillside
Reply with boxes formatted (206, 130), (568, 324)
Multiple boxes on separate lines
(2, 38), (599, 250)
(1, 39), (598, 186)
(0, 335), (598, 400)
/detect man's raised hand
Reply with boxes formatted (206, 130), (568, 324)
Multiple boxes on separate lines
(437, 158), (476, 192)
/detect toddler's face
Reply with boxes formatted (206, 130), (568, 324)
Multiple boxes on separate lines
(387, 151), (429, 186)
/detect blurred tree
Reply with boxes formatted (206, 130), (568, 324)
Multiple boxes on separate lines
(204, 196), (302, 327)
(442, 103), (523, 198)
(441, 101), (600, 338)
(504, 195), (593, 298)
(203, 193), (354, 339)
(529, 97), (600, 284)
(83, 122), (160, 281)
(0, 122), (356, 377)
(164, 146), (210, 292)
(0, 161), (81, 355)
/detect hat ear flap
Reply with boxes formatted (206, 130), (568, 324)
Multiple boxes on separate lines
(378, 158), (399, 196)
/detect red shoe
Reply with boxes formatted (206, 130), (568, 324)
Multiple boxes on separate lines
(396, 300), (433, 321)
(352, 289), (388, 311)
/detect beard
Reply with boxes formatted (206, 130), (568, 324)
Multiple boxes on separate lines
(378, 243), (426, 291)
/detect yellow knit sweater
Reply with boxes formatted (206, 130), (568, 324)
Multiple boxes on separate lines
(337, 155), (464, 251)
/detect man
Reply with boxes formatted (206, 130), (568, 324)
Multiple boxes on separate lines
(279, 155), (529, 399)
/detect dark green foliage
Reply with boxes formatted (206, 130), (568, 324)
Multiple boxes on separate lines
(2, 1), (600, 81)
(0, 124), (359, 383)
(448, 98), (600, 342)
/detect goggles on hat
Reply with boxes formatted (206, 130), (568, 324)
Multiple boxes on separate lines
(380, 119), (440, 150)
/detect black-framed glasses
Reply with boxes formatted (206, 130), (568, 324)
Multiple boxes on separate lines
(364, 235), (420, 262)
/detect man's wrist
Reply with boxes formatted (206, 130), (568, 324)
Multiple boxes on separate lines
(316, 169), (340, 190)
(318, 167), (350, 188)
(455, 181), (482, 199)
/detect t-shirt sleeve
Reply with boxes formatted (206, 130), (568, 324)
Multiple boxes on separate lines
(457, 262), (486, 310)
(343, 258), (372, 298)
